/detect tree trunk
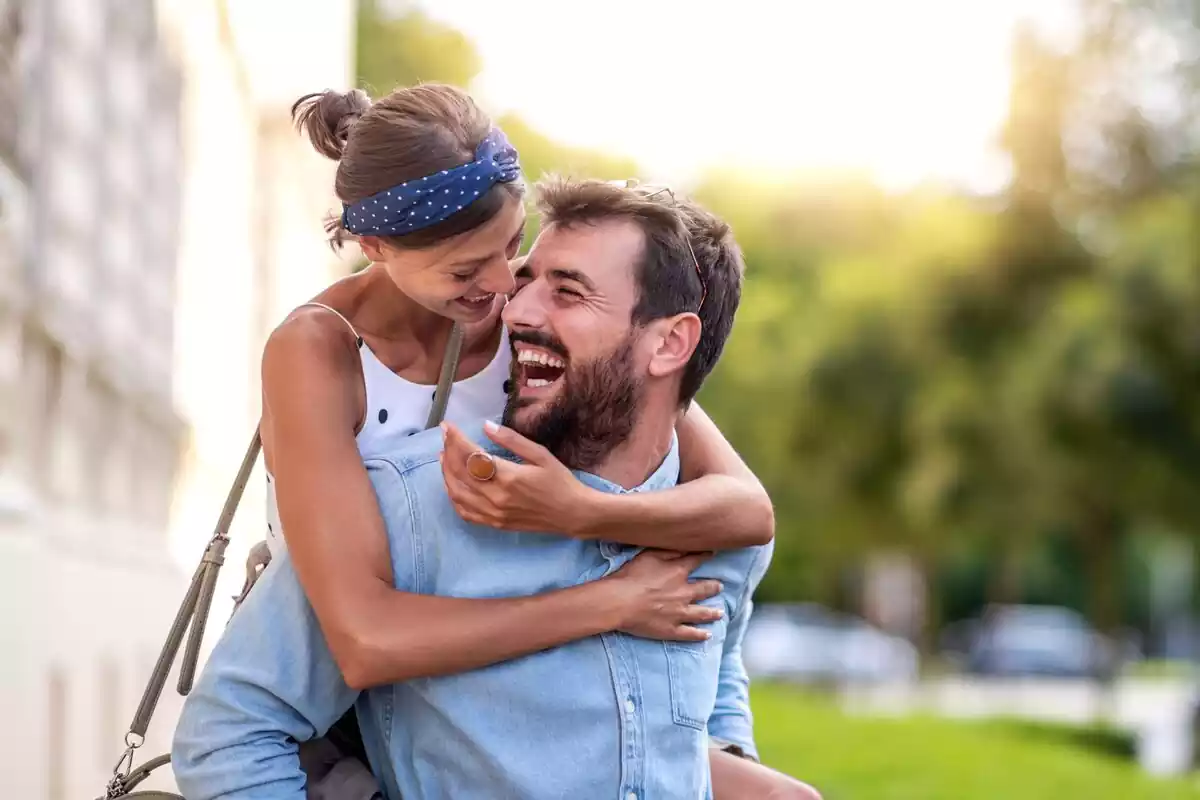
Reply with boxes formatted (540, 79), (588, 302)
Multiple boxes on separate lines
(1084, 511), (1121, 640)
(1080, 504), (1121, 723)
(987, 536), (1025, 607)
(916, 548), (940, 668)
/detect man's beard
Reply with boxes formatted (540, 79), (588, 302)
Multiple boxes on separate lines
(502, 335), (641, 472)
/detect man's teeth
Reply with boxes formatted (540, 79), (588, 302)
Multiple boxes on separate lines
(516, 350), (565, 369)
(526, 378), (552, 388)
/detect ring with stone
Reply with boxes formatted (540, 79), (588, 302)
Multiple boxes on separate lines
(466, 450), (497, 481)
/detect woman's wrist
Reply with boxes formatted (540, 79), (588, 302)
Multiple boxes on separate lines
(581, 573), (634, 631)
(564, 486), (614, 541)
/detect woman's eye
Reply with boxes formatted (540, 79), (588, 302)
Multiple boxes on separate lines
(506, 234), (525, 258)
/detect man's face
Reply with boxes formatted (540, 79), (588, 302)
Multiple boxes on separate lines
(500, 219), (647, 470)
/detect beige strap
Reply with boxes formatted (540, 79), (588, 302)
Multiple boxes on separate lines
(426, 323), (465, 429)
(129, 429), (261, 734)
(298, 301), (362, 344)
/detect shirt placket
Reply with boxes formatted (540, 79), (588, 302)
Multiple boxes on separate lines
(601, 630), (645, 800)
(595, 484), (654, 798)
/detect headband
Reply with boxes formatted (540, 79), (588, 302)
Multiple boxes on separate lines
(341, 127), (520, 236)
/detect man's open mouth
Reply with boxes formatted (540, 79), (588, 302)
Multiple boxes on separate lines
(514, 346), (566, 390)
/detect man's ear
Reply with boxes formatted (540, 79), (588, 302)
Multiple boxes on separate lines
(359, 235), (387, 263)
(646, 313), (701, 380)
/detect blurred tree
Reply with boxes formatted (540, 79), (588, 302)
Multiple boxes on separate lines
(356, 1), (481, 94)
(1069, 0), (1200, 207)
(345, 0), (1200, 656)
(494, 114), (638, 248)
(1001, 23), (1074, 209)
(352, 1), (639, 262)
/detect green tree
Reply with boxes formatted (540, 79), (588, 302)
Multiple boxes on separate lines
(352, 2), (639, 256)
(356, 1), (480, 94)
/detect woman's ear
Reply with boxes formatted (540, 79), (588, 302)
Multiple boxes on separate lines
(359, 235), (386, 263)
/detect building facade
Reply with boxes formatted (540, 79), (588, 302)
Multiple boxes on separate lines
(0, 0), (355, 796)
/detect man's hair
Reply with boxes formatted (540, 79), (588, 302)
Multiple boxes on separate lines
(534, 177), (744, 405)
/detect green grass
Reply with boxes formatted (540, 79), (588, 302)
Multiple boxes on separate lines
(751, 683), (1200, 799)
(1125, 659), (1197, 681)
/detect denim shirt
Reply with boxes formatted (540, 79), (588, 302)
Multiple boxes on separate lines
(172, 422), (772, 800)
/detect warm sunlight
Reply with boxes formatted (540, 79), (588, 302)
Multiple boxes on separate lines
(419, 0), (1077, 190)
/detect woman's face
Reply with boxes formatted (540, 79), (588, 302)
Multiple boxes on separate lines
(360, 195), (527, 323)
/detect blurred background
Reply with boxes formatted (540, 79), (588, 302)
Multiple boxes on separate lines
(2, 1), (1198, 798)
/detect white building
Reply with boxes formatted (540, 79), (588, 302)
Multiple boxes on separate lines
(0, 0), (355, 796)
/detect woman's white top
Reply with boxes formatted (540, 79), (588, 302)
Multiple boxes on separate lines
(263, 302), (510, 557)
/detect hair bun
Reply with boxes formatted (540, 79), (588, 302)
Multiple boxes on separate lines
(291, 89), (372, 161)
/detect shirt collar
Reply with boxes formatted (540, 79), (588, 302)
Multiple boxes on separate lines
(483, 419), (680, 495)
(572, 433), (680, 495)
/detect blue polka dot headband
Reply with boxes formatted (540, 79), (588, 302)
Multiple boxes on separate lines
(340, 127), (521, 236)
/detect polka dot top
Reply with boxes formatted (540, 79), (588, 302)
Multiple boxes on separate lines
(264, 302), (511, 558)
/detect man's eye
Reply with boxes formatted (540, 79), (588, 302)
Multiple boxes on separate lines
(557, 287), (582, 299)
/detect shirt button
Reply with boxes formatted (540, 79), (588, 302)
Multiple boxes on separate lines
(626, 793), (637, 800)
(624, 698), (635, 714)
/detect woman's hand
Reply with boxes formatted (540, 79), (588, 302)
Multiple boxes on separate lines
(606, 550), (724, 642)
(440, 420), (593, 535)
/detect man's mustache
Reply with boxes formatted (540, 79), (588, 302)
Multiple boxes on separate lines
(508, 329), (570, 360)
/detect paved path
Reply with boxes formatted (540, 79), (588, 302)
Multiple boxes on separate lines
(839, 676), (1197, 730)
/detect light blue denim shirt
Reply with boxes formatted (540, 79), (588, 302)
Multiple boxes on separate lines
(172, 421), (772, 800)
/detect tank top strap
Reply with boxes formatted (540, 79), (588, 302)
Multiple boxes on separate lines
(296, 301), (364, 349)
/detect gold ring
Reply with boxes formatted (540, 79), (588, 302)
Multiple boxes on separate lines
(466, 450), (497, 481)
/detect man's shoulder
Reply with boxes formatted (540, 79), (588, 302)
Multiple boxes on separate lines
(708, 539), (774, 602)
(717, 540), (773, 574)
(363, 420), (494, 481)
(362, 426), (442, 478)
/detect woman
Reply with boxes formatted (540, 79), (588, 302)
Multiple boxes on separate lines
(262, 83), (818, 798)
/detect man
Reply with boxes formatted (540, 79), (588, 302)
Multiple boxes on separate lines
(172, 179), (799, 799)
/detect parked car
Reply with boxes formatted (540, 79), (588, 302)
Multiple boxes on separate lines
(742, 603), (919, 684)
(961, 604), (1119, 679)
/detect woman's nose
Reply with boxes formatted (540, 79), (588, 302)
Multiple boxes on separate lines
(479, 258), (516, 296)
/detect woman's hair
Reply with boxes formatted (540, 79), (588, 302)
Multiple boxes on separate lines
(292, 84), (523, 250)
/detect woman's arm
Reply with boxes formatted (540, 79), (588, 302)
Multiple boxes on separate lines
(710, 750), (823, 800)
(442, 403), (775, 551)
(262, 314), (720, 690)
(585, 403), (775, 549)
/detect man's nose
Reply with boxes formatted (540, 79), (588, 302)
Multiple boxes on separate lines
(502, 281), (547, 331)
(478, 257), (515, 296)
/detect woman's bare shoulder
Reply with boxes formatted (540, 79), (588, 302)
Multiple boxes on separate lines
(265, 306), (358, 371)
(266, 271), (374, 368)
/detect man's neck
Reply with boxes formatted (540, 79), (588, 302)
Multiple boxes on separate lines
(584, 400), (678, 490)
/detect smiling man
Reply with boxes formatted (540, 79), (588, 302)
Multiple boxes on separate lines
(501, 181), (725, 476)
(172, 178), (779, 799)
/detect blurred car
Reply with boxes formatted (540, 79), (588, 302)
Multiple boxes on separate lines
(742, 602), (919, 684)
(960, 604), (1119, 679)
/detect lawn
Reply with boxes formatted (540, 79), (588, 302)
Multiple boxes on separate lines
(751, 683), (1200, 799)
